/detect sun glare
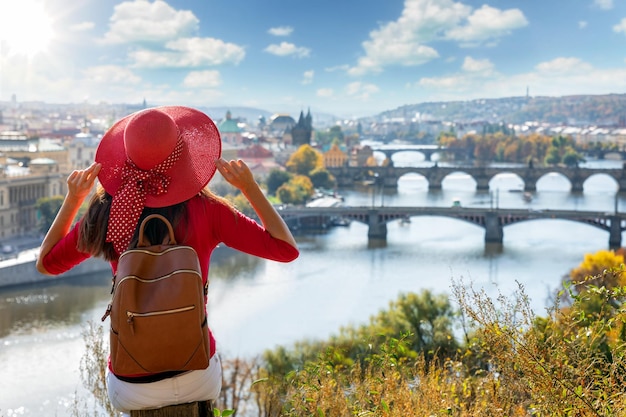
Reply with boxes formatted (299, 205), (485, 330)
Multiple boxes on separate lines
(0, 0), (55, 57)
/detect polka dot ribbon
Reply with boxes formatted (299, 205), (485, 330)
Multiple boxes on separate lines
(106, 139), (183, 254)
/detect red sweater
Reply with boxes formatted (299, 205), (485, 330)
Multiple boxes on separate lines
(42, 194), (299, 369)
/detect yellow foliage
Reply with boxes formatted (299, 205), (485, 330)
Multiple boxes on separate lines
(569, 249), (626, 289)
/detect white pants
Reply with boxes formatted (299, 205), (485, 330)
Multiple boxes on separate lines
(107, 354), (222, 415)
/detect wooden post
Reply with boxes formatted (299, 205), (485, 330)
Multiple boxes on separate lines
(130, 401), (213, 417)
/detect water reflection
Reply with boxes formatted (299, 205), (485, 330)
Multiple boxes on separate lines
(0, 273), (111, 339)
(209, 247), (263, 281)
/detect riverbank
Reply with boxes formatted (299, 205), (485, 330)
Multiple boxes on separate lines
(0, 243), (111, 288)
(0, 238), (236, 289)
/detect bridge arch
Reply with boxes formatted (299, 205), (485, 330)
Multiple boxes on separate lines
(583, 173), (619, 193)
(488, 172), (525, 190)
(441, 171), (478, 190)
(397, 172), (429, 190)
(536, 172), (572, 191)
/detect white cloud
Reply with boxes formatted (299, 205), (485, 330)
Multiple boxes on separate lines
(129, 37), (245, 68)
(345, 82), (379, 100)
(82, 65), (141, 85)
(461, 56), (494, 73)
(69, 22), (95, 32)
(614, 18), (626, 34)
(535, 57), (593, 74)
(302, 70), (314, 85)
(578, 21), (588, 29)
(183, 70), (221, 88)
(445, 5), (528, 46)
(594, 0), (613, 10)
(348, 0), (527, 76)
(264, 42), (310, 58)
(101, 0), (198, 44)
(317, 88), (334, 98)
(268, 26), (293, 37)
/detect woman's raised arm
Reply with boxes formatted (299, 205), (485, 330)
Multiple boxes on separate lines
(36, 162), (101, 274)
(215, 158), (297, 249)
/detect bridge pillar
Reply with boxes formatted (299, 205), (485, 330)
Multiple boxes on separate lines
(367, 210), (388, 240)
(524, 180), (537, 192)
(484, 212), (503, 244)
(476, 178), (490, 190)
(571, 179), (584, 193)
(609, 215), (622, 249)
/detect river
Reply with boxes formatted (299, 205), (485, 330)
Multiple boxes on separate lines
(1, 158), (624, 416)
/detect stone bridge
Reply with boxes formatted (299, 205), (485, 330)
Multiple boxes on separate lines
(326, 165), (626, 192)
(369, 145), (468, 161)
(278, 206), (626, 249)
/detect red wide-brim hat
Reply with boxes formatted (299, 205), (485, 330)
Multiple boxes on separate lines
(95, 106), (222, 208)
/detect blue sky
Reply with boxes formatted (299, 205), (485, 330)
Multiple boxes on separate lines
(1, 0), (625, 118)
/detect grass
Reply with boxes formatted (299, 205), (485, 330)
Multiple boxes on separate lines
(75, 274), (626, 416)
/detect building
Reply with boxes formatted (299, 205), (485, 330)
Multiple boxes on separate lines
(68, 132), (99, 170)
(349, 145), (374, 167)
(0, 157), (65, 239)
(323, 143), (348, 167)
(291, 109), (313, 147)
(218, 110), (243, 145)
(269, 114), (296, 133)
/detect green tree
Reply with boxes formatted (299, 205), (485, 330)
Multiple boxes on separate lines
(562, 147), (583, 167)
(285, 144), (322, 175)
(36, 195), (64, 233)
(365, 290), (458, 359)
(266, 169), (292, 196)
(308, 167), (336, 189)
(544, 145), (561, 165)
(328, 125), (344, 143)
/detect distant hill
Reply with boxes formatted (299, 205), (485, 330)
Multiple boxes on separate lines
(373, 94), (626, 126)
(199, 106), (272, 124)
(200, 105), (341, 128)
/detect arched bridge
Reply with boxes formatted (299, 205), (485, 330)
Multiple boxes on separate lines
(326, 165), (626, 192)
(369, 145), (468, 162)
(278, 206), (626, 249)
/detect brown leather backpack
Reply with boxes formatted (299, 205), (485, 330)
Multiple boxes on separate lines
(102, 214), (210, 376)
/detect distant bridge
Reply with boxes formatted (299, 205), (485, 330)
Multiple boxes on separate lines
(327, 165), (626, 192)
(278, 206), (626, 249)
(369, 145), (626, 162)
(369, 145), (468, 161)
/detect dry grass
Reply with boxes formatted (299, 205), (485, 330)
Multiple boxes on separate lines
(76, 275), (626, 416)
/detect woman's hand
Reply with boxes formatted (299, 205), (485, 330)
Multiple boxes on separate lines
(67, 162), (101, 202)
(215, 158), (297, 248)
(216, 158), (255, 193)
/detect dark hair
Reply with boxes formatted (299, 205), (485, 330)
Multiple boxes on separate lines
(77, 186), (235, 261)
(78, 186), (185, 261)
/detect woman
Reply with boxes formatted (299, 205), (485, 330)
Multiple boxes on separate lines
(36, 106), (299, 414)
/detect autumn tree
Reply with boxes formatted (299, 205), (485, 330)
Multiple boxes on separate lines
(286, 144), (323, 176)
(563, 249), (626, 331)
(569, 249), (626, 291)
(276, 175), (314, 205)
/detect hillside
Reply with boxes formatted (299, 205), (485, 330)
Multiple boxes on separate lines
(374, 94), (626, 126)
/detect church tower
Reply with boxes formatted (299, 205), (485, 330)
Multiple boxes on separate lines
(291, 109), (313, 146)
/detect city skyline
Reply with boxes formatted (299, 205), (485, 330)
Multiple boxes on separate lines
(1, 0), (625, 119)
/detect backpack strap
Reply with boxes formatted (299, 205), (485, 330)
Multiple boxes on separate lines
(138, 214), (177, 247)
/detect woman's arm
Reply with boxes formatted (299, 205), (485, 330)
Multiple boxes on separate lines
(36, 163), (101, 274)
(215, 158), (297, 249)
